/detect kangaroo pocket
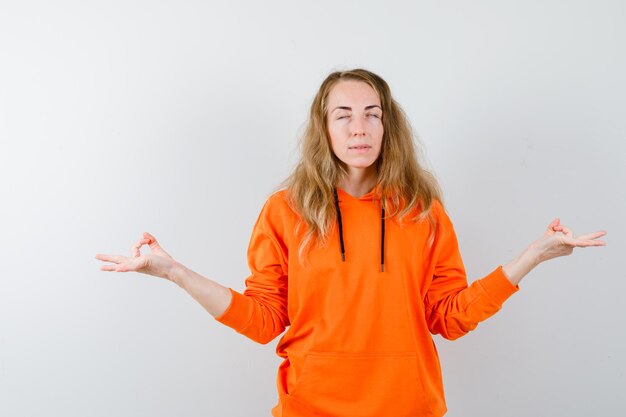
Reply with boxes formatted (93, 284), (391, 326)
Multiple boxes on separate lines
(287, 351), (432, 417)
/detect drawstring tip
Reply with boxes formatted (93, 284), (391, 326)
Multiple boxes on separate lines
(341, 253), (345, 262)
(381, 263), (385, 273)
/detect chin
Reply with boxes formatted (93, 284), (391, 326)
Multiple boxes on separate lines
(344, 159), (378, 170)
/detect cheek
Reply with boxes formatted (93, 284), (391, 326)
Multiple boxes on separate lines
(327, 126), (345, 149)
(374, 127), (384, 150)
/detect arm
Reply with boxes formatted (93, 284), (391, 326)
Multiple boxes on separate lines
(209, 198), (290, 344)
(424, 208), (518, 340)
(424, 212), (607, 340)
(96, 232), (232, 317)
(169, 263), (233, 317)
(96, 199), (290, 345)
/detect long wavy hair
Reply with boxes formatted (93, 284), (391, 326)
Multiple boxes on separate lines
(282, 68), (443, 262)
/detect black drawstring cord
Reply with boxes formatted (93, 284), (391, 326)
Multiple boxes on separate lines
(333, 188), (346, 261)
(333, 188), (386, 272)
(381, 205), (385, 272)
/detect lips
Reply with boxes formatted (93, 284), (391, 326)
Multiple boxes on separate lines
(348, 145), (371, 149)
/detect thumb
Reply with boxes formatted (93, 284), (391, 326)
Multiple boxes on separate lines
(143, 232), (158, 244)
(143, 232), (173, 258)
(545, 218), (561, 234)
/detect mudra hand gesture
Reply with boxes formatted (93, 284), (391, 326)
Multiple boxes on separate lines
(532, 218), (606, 262)
(499, 218), (606, 285)
(95, 232), (178, 281)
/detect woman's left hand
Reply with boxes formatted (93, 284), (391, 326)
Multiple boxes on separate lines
(502, 219), (607, 286)
(529, 218), (607, 263)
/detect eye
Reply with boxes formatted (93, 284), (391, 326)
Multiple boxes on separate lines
(337, 115), (350, 120)
(367, 113), (381, 119)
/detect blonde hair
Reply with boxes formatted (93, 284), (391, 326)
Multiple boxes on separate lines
(282, 68), (442, 262)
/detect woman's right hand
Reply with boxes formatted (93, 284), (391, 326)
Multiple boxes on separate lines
(95, 232), (178, 281)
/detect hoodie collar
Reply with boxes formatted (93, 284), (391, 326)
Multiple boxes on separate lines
(335, 183), (382, 202)
(333, 185), (386, 272)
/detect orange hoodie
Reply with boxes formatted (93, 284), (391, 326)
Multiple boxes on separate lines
(215, 187), (518, 417)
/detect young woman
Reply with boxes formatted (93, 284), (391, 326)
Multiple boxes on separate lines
(96, 69), (607, 417)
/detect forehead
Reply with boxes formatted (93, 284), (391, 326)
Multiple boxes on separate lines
(326, 80), (381, 107)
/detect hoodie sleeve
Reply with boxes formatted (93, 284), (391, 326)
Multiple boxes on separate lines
(424, 202), (519, 340)
(213, 197), (290, 344)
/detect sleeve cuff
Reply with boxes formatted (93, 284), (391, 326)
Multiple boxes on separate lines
(214, 288), (254, 332)
(478, 265), (519, 306)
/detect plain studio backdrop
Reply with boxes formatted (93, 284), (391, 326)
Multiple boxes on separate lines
(1, 1), (624, 416)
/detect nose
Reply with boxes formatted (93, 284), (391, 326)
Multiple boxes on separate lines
(350, 117), (366, 137)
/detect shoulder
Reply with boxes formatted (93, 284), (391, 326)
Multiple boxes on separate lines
(429, 198), (444, 214)
(415, 198), (445, 220)
(422, 198), (454, 230)
(252, 189), (302, 246)
(265, 189), (294, 212)
(258, 188), (300, 224)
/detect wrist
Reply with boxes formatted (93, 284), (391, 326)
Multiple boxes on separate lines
(503, 245), (542, 286)
(524, 243), (544, 267)
(167, 261), (187, 287)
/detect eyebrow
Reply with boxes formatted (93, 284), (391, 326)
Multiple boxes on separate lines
(331, 105), (382, 113)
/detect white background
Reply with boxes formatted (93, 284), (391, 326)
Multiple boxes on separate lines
(1, 1), (624, 416)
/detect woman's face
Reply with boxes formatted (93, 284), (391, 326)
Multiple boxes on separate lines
(325, 80), (384, 175)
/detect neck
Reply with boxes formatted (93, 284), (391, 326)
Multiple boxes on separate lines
(338, 166), (377, 198)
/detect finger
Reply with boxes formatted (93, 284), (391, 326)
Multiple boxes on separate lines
(143, 232), (158, 245)
(144, 232), (172, 255)
(143, 233), (163, 251)
(95, 254), (127, 264)
(576, 231), (607, 241)
(547, 218), (560, 231)
(100, 264), (136, 272)
(572, 239), (607, 247)
(544, 219), (561, 236)
(564, 234), (606, 246)
(100, 264), (122, 272)
(95, 254), (114, 262)
(132, 238), (150, 257)
(557, 225), (574, 237)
